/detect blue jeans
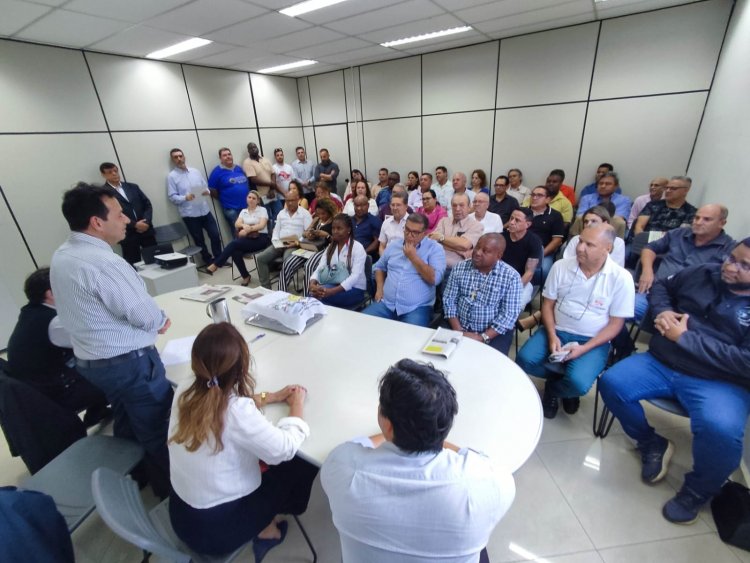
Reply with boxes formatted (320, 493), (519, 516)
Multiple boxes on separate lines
(265, 200), (283, 225)
(599, 352), (750, 499)
(634, 292), (649, 323)
(221, 207), (242, 238)
(516, 329), (610, 397)
(318, 285), (365, 310)
(182, 213), (222, 262)
(212, 234), (270, 279)
(362, 301), (432, 327)
(532, 254), (554, 287)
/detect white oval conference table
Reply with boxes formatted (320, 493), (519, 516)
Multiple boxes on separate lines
(155, 287), (542, 473)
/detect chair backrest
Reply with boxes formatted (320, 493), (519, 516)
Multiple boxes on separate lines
(154, 222), (189, 245)
(364, 254), (374, 298)
(91, 467), (191, 563)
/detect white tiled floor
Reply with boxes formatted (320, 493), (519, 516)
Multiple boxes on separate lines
(3, 264), (748, 562)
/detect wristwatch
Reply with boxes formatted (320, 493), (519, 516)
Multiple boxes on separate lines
(439, 233), (446, 243)
(480, 332), (490, 344)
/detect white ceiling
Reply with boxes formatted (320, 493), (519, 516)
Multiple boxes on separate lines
(1, 0), (701, 77)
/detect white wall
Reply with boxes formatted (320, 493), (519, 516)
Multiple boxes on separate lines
(689, 0), (749, 238)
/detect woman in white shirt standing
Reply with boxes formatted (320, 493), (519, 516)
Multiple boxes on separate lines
(206, 190), (271, 285)
(308, 213), (367, 309)
(168, 323), (317, 560)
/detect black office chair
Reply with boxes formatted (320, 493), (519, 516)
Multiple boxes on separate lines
(154, 222), (202, 264)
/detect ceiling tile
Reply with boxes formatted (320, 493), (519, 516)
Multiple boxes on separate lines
(147, 0), (269, 36)
(318, 44), (401, 64)
(284, 62), (340, 77)
(487, 13), (594, 39)
(15, 9), (132, 48)
(230, 53), (300, 71)
(474, 1), (593, 35)
(431, 0), (497, 10)
(89, 25), (197, 57)
(22, 0), (68, 5)
(296, 0), (403, 25)
(594, 0), (701, 19)
(243, 0), (291, 9)
(325, 0), (446, 35)
(285, 36), (373, 58)
(0, 0), (52, 36)
(65, 0), (192, 23)
(261, 26), (346, 53)
(360, 13), (466, 44)
(164, 42), (237, 63)
(192, 46), (274, 67)
(455, 0), (570, 23)
(204, 11), (311, 47)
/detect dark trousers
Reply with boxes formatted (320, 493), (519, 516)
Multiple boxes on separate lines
(182, 213), (222, 262)
(37, 368), (110, 426)
(212, 234), (271, 279)
(169, 456), (319, 556)
(120, 231), (157, 265)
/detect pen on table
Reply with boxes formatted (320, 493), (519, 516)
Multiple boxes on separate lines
(250, 333), (266, 344)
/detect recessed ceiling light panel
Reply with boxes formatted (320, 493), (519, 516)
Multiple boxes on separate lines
(380, 26), (473, 48)
(257, 60), (318, 74)
(280, 0), (350, 17)
(146, 38), (212, 59)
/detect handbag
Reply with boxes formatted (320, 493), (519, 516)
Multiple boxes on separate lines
(299, 237), (326, 252)
(712, 480), (750, 550)
(318, 262), (350, 285)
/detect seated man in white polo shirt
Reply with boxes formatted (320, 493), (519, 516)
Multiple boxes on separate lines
(377, 192), (408, 256)
(321, 359), (515, 563)
(516, 225), (634, 419)
(469, 191), (502, 233)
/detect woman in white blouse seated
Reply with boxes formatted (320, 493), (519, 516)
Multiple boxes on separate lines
(343, 180), (378, 216)
(308, 213), (367, 310)
(564, 205), (626, 266)
(206, 190), (271, 285)
(168, 323), (317, 559)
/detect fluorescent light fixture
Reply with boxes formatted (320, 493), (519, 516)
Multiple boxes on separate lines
(280, 0), (350, 17)
(146, 38), (212, 59)
(257, 60), (317, 74)
(380, 26), (472, 48)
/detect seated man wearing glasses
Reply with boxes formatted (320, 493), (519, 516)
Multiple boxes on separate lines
(632, 176), (697, 236)
(599, 239), (750, 525)
(363, 214), (446, 327)
(516, 225), (634, 419)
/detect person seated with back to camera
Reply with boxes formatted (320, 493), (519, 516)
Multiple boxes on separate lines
(309, 214), (367, 310)
(206, 190), (270, 286)
(168, 322), (317, 561)
(516, 224), (634, 419)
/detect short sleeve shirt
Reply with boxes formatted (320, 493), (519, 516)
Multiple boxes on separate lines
(502, 231), (543, 276)
(529, 207), (565, 247)
(639, 200), (697, 232)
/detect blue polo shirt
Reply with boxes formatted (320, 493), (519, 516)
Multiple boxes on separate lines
(207, 165), (249, 210)
(353, 213), (382, 250)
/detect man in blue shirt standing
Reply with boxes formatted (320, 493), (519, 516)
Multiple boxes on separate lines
(363, 213), (446, 327)
(207, 147), (249, 235)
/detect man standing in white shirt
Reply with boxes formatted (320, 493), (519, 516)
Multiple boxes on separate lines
(291, 146), (315, 203)
(431, 165), (453, 209)
(255, 191), (313, 288)
(50, 184), (173, 496)
(516, 225), (634, 419)
(272, 148), (293, 210)
(167, 148), (222, 265)
(322, 359), (515, 563)
(470, 192), (502, 233)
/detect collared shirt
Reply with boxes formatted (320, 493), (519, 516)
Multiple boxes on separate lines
(343, 197), (378, 217)
(488, 194), (519, 224)
(431, 181), (454, 209)
(502, 231), (543, 277)
(408, 189), (424, 209)
(378, 214), (407, 246)
(523, 192), (573, 223)
(529, 206), (565, 247)
(469, 211), (503, 233)
(272, 206), (313, 242)
(314, 160), (340, 192)
(321, 439), (515, 563)
(443, 260), (523, 335)
(507, 184), (530, 204)
(579, 182), (622, 200)
(243, 156), (275, 202)
(310, 240), (367, 291)
(646, 227), (735, 280)
(639, 200), (697, 232)
(628, 193), (654, 228)
(648, 264), (750, 389)
(543, 256), (634, 337)
(238, 206), (269, 235)
(167, 166), (211, 218)
(375, 187), (392, 208)
(352, 213), (383, 250)
(169, 381), (309, 509)
(564, 235), (626, 267)
(433, 215), (484, 268)
(207, 165), (249, 210)
(291, 159), (315, 192)
(577, 192), (632, 219)
(272, 162), (293, 200)
(416, 205), (448, 233)
(49, 232), (167, 360)
(375, 238), (446, 315)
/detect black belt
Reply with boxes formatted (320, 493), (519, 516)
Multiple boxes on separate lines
(76, 346), (155, 369)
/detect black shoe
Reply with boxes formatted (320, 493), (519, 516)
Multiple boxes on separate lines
(562, 397), (580, 414)
(639, 435), (674, 484)
(542, 385), (559, 419)
(253, 520), (288, 563)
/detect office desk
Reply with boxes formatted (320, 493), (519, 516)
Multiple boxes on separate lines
(136, 262), (199, 297)
(155, 287), (542, 472)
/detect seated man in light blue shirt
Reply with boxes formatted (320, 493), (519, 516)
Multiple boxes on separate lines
(575, 172), (631, 238)
(363, 213), (446, 327)
(321, 359), (515, 563)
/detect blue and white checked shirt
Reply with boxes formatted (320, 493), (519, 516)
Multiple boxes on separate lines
(443, 259), (523, 335)
(50, 232), (168, 360)
(374, 238), (446, 315)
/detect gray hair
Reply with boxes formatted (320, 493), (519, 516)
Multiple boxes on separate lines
(599, 171), (619, 184)
(451, 192), (471, 206)
(406, 213), (428, 230)
(671, 175), (692, 186)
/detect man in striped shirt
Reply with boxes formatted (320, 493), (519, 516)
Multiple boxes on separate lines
(50, 184), (173, 497)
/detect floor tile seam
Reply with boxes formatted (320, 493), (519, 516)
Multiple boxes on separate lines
(595, 530), (733, 555)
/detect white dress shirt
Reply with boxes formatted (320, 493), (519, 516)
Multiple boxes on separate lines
(378, 214), (407, 246)
(343, 197), (378, 216)
(272, 206), (313, 243)
(469, 211), (502, 233)
(169, 381), (310, 509)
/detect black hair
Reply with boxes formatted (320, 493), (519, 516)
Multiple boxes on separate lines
(62, 182), (113, 231)
(24, 267), (51, 304)
(99, 162), (117, 173)
(326, 214), (354, 271)
(549, 168), (565, 179)
(379, 359), (458, 453)
(169, 148), (182, 157)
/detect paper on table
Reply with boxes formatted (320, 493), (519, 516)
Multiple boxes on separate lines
(161, 335), (197, 366)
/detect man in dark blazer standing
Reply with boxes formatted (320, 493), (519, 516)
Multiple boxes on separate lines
(100, 162), (157, 264)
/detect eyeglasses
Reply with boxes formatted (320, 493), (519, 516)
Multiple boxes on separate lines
(494, 183), (507, 188)
(664, 185), (687, 191)
(725, 254), (750, 273)
(404, 226), (425, 236)
(530, 193), (547, 198)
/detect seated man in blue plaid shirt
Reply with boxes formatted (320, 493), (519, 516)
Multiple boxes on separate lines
(443, 233), (523, 355)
